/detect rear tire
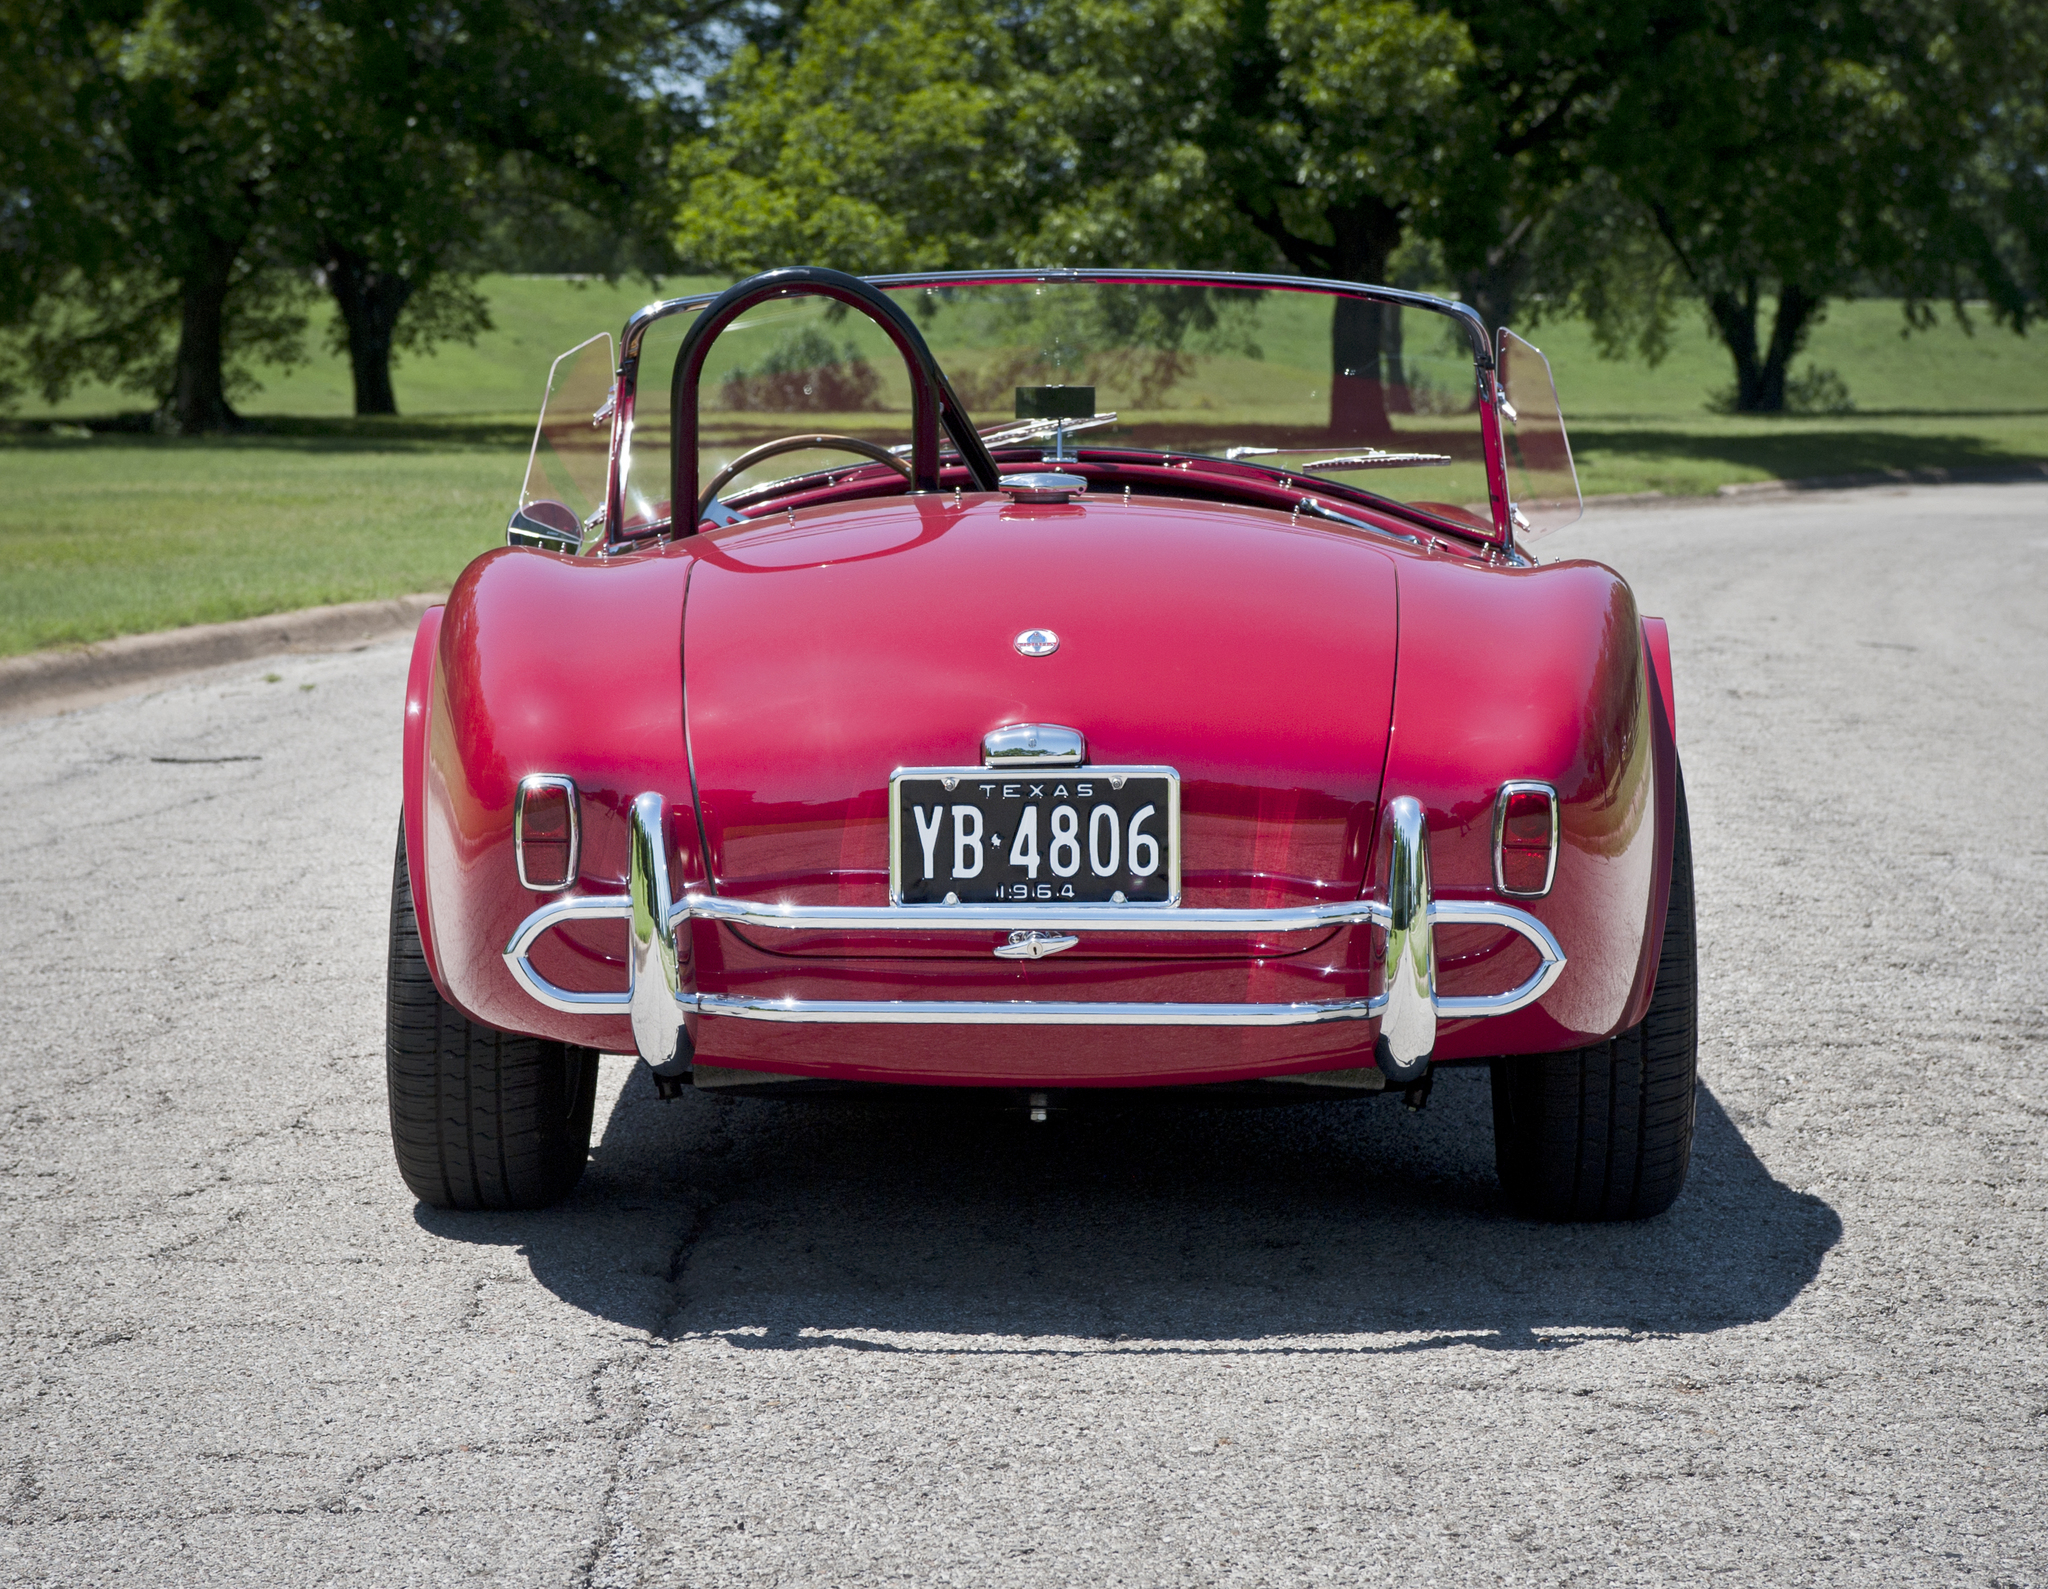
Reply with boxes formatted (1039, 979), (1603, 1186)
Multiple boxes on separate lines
(1490, 771), (1697, 1221)
(387, 825), (599, 1210)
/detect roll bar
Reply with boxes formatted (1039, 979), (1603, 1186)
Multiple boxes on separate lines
(666, 267), (1000, 539)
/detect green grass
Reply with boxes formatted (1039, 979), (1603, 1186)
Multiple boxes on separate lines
(2, 277), (2041, 658)
(0, 433), (516, 655)
(1525, 297), (2048, 497)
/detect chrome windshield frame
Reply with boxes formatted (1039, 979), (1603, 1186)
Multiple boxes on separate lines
(603, 268), (1513, 547)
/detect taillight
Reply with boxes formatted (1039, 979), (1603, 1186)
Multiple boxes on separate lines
(515, 775), (580, 891)
(1493, 782), (1557, 897)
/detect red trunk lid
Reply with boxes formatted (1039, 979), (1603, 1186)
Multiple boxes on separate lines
(682, 492), (1399, 957)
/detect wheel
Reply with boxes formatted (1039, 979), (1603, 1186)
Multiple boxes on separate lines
(386, 825), (599, 1210)
(1490, 769), (1698, 1221)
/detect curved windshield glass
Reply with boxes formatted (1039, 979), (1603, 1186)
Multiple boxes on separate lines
(618, 276), (1493, 536)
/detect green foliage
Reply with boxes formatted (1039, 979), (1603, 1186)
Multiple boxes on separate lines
(675, 0), (1030, 273)
(673, 0), (1489, 280)
(718, 328), (884, 411)
(0, 3), (110, 338)
(5, 264), (314, 409)
(6, 0), (740, 427)
(674, 0), (2045, 420)
(1537, 0), (2048, 410)
(1187, 0), (1479, 268)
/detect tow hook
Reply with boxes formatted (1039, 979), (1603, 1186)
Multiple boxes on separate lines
(1402, 1070), (1434, 1112)
(652, 1069), (690, 1101)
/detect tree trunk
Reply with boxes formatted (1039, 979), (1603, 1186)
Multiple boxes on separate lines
(1330, 297), (1389, 439)
(1759, 283), (1820, 411)
(168, 234), (241, 434)
(1458, 212), (1536, 343)
(324, 246), (416, 417)
(1706, 278), (1821, 412)
(1382, 304), (1412, 414)
(1326, 196), (1404, 441)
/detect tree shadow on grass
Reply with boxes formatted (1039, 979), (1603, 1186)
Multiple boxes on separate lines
(417, 1063), (1840, 1356)
(1568, 425), (2044, 481)
(1, 413), (534, 451)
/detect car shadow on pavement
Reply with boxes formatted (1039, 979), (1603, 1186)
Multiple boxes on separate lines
(416, 1063), (1840, 1354)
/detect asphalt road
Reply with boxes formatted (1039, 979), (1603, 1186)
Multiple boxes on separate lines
(3, 482), (2044, 1588)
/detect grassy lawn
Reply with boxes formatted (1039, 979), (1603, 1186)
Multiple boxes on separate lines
(2, 276), (2041, 658)
(1528, 298), (2048, 496)
(0, 431), (524, 656)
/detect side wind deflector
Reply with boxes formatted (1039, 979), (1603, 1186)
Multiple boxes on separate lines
(1496, 328), (1582, 541)
(509, 332), (615, 553)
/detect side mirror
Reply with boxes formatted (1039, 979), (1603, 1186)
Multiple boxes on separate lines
(507, 499), (582, 553)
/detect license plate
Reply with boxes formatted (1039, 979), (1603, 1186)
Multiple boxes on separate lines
(891, 767), (1180, 905)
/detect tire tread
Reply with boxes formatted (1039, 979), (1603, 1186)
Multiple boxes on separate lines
(386, 826), (597, 1210)
(1491, 771), (1698, 1221)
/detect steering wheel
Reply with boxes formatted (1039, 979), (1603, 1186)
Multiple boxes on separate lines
(697, 434), (915, 523)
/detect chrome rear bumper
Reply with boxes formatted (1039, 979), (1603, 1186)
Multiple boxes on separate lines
(503, 791), (1565, 1084)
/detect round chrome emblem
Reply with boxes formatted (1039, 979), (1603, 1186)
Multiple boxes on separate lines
(1014, 628), (1060, 658)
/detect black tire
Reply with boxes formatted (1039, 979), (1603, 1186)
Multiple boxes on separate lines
(1490, 769), (1698, 1221)
(387, 825), (599, 1210)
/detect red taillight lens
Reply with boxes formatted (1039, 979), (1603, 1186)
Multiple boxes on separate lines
(1499, 846), (1550, 894)
(1495, 784), (1555, 896)
(1501, 790), (1551, 848)
(516, 777), (579, 891)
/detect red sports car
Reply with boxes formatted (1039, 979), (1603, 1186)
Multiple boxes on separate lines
(389, 267), (1694, 1221)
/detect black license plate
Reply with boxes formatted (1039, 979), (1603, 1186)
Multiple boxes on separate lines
(892, 769), (1179, 905)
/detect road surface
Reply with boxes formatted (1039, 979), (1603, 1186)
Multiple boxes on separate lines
(3, 483), (2044, 1586)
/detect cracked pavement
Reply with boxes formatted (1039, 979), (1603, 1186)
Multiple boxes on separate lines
(2, 482), (2044, 1586)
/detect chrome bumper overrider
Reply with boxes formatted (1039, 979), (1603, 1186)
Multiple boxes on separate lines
(502, 792), (1565, 1083)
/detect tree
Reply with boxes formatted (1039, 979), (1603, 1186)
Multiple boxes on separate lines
(0, 5), (107, 333)
(268, 4), (493, 417)
(276, 0), (732, 416)
(674, 0), (1032, 274)
(1, 0), (307, 432)
(675, 0), (2044, 423)
(1549, 0), (2044, 411)
(675, 0), (1674, 436)
(8, 0), (748, 426)
(1422, 0), (1693, 334)
(676, 0), (1489, 437)
(1177, 0), (1479, 437)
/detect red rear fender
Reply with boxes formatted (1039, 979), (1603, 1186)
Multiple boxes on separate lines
(419, 546), (696, 1045)
(1383, 556), (1664, 1052)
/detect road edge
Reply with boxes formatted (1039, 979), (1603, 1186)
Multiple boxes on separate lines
(0, 593), (443, 723)
(1583, 458), (2048, 510)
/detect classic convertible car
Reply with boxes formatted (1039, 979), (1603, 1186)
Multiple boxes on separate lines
(388, 266), (1695, 1221)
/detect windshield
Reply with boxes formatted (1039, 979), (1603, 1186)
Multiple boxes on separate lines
(617, 274), (1495, 539)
